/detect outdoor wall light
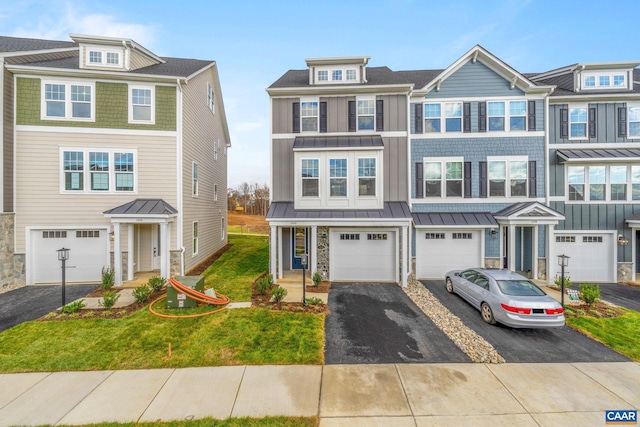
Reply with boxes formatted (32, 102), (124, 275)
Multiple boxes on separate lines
(618, 234), (629, 245)
(490, 228), (498, 239)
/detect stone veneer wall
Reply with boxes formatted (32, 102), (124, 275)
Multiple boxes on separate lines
(484, 258), (500, 268)
(316, 227), (330, 280)
(537, 258), (547, 281)
(618, 262), (632, 283)
(170, 250), (182, 277)
(0, 213), (25, 293)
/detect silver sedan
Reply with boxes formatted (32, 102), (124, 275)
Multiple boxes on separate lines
(444, 268), (565, 328)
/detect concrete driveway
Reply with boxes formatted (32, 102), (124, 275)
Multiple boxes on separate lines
(324, 283), (470, 364)
(0, 284), (99, 333)
(421, 280), (629, 363)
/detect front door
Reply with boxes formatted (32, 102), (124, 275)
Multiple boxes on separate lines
(291, 227), (308, 270)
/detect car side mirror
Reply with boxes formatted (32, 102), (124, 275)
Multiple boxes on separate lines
(454, 272), (460, 276)
(484, 284), (490, 290)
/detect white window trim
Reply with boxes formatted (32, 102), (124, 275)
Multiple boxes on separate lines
(315, 66), (359, 84)
(193, 221), (199, 256)
(207, 82), (215, 113)
(357, 156), (378, 198)
(356, 96), (376, 132)
(487, 155), (529, 199)
(41, 80), (96, 122)
(422, 156), (464, 199)
(58, 147), (137, 194)
(628, 102), (640, 138)
(581, 71), (628, 90)
(565, 163), (640, 204)
(85, 47), (123, 68)
(300, 157), (321, 199)
(214, 140), (219, 161)
(328, 156), (349, 198)
(214, 183), (218, 202)
(300, 97), (319, 133)
(487, 101), (506, 132)
(192, 162), (199, 197)
(568, 103), (588, 140)
(128, 85), (155, 124)
(221, 216), (226, 240)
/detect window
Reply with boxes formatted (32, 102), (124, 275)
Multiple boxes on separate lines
(301, 159), (319, 197)
(488, 158), (527, 197)
(599, 75), (610, 87)
(214, 140), (219, 161)
(193, 222), (198, 255)
(424, 103), (441, 132)
(488, 101), (505, 131)
(106, 52), (119, 65)
(566, 164), (640, 202)
(424, 158), (463, 198)
(89, 51), (102, 63)
(207, 83), (215, 112)
(87, 49), (120, 66)
(510, 101), (527, 131)
(453, 233), (472, 240)
(629, 106), (640, 137)
(611, 165), (627, 200)
(332, 70), (342, 81)
(346, 69), (357, 80)
(570, 107), (587, 138)
(632, 166), (640, 200)
(301, 101), (318, 132)
(589, 166), (606, 201)
(192, 163), (198, 196)
(582, 72), (626, 89)
(358, 158), (376, 196)
(425, 233), (445, 239)
(583, 236), (603, 243)
(214, 184), (218, 202)
(43, 81), (94, 120)
(76, 230), (100, 238)
(614, 75), (626, 86)
(221, 217), (226, 240)
(318, 70), (328, 81)
(43, 230), (67, 238)
(367, 233), (387, 241)
(61, 149), (135, 193)
(556, 236), (576, 243)
(584, 76), (595, 87)
(567, 166), (585, 201)
(340, 233), (360, 240)
(444, 102), (462, 132)
(357, 99), (375, 130)
(329, 158), (347, 197)
(129, 86), (154, 123)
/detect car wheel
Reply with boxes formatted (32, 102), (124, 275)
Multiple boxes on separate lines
(481, 302), (496, 324)
(445, 278), (454, 293)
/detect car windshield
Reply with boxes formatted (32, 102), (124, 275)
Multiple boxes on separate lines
(496, 279), (546, 296)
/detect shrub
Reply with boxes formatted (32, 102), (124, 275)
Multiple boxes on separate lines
(101, 266), (115, 291)
(132, 284), (152, 304)
(256, 277), (271, 295)
(305, 296), (323, 305)
(312, 272), (322, 287)
(62, 299), (85, 314)
(148, 276), (167, 292)
(554, 274), (572, 289)
(99, 291), (120, 309)
(579, 283), (601, 306)
(271, 286), (287, 303)
(265, 274), (274, 287)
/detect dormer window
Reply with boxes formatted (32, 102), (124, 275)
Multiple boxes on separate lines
(318, 70), (328, 81)
(86, 48), (121, 67)
(314, 67), (360, 84)
(582, 72), (627, 90)
(332, 70), (343, 81)
(346, 70), (357, 81)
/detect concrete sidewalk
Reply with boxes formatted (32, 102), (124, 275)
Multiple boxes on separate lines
(0, 363), (638, 426)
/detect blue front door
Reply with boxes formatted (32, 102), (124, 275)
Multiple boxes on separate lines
(291, 227), (308, 270)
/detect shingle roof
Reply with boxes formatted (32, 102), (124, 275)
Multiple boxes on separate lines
(266, 201), (412, 220)
(293, 136), (383, 150)
(103, 199), (178, 216)
(412, 212), (497, 227)
(0, 35), (76, 53)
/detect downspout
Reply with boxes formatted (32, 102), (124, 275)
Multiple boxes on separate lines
(0, 58), (4, 213)
(544, 92), (551, 284)
(122, 40), (130, 71)
(176, 78), (185, 275)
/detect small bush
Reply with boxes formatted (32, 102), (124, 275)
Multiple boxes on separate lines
(101, 266), (115, 291)
(99, 291), (120, 309)
(148, 276), (166, 292)
(256, 277), (271, 295)
(132, 284), (152, 304)
(271, 286), (287, 303)
(312, 272), (322, 287)
(554, 275), (571, 289)
(266, 274), (274, 287)
(305, 297), (323, 305)
(580, 283), (601, 306)
(62, 299), (85, 314)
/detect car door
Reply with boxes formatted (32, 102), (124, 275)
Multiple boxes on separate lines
(467, 273), (490, 308)
(455, 270), (477, 302)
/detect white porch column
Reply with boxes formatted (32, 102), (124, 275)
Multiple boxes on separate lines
(632, 228), (637, 282)
(499, 225), (504, 269)
(508, 224), (516, 271)
(532, 225), (539, 280)
(270, 226), (277, 281)
(166, 222), (172, 277)
(310, 225), (318, 275)
(114, 222), (122, 286)
(127, 224), (134, 281)
(160, 222), (168, 279)
(402, 225), (408, 287)
(546, 224), (555, 285)
(277, 227), (283, 280)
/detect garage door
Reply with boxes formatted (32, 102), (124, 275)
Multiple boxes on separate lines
(554, 233), (614, 282)
(331, 230), (396, 281)
(31, 228), (108, 284)
(416, 229), (482, 279)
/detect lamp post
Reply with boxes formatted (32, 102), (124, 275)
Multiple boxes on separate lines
(57, 248), (70, 310)
(557, 254), (570, 307)
(300, 253), (308, 306)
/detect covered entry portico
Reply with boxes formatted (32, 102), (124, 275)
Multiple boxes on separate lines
(104, 199), (177, 286)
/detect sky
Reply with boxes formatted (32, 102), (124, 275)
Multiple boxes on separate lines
(1, 0), (638, 190)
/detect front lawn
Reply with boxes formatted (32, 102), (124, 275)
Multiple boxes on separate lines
(57, 417), (317, 427)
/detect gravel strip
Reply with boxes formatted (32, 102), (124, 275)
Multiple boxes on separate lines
(404, 278), (506, 364)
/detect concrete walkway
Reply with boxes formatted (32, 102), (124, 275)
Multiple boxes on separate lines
(0, 362), (638, 426)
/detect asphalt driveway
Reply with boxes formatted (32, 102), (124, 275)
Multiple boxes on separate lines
(598, 283), (640, 312)
(421, 280), (629, 363)
(0, 284), (99, 333)
(324, 283), (470, 364)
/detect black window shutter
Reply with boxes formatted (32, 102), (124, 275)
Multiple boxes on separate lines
(415, 162), (423, 198)
(463, 102), (471, 133)
(528, 100), (536, 131)
(478, 102), (487, 132)
(292, 102), (300, 133)
(376, 99), (384, 131)
(588, 107), (596, 138)
(618, 107), (627, 137)
(348, 100), (356, 132)
(560, 108), (568, 138)
(415, 104), (423, 133)
(528, 160), (537, 198)
(479, 161), (487, 198)
(319, 101), (327, 133)
(464, 161), (472, 198)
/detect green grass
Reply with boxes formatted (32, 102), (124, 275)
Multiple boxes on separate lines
(567, 309), (640, 361)
(54, 416), (317, 427)
(0, 234), (324, 373)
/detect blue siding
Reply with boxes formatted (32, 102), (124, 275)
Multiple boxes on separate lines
(485, 228), (499, 257)
(425, 60), (524, 99)
(522, 227), (532, 271)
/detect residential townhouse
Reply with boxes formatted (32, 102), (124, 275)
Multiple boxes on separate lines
(267, 46), (639, 286)
(0, 34), (230, 291)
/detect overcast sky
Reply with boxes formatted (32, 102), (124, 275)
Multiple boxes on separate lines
(1, 0), (638, 189)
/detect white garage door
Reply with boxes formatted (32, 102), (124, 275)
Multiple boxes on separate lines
(554, 233), (614, 282)
(416, 230), (482, 279)
(331, 230), (396, 282)
(31, 229), (108, 284)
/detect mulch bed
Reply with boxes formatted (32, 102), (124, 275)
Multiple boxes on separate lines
(251, 274), (329, 315)
(564, 301), (626, 318)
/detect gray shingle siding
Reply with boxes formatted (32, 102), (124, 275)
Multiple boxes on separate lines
(425, 61), (524, 99)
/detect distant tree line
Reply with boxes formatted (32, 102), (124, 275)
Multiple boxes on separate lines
(227, 182), (270, 216)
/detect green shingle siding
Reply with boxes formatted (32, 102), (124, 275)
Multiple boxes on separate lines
(16, 77), (176, 131)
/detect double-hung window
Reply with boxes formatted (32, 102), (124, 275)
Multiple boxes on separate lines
(114, 153), (134, 191)
(89, 152), (109, 191)
(192, 162), (198, 196)
(193, 222), (198, 255)
(488, 158), (527, 197)
(629, 105), (640, 137)
(358, 158), (376, 196)
(357, 99), (375, 130)
(611, 165), (628, 200)
(589, 166), (606, 201)
(424, 158), (463, 197)
(329, 158), (347, 197)
(567, 166), (585, 201)
(301, 101), (319, 132)
(207, 83), (215, 113)
(488, 101), (506, 131)
(129, 86), (154, 123)
(424, 103), (441, 132)
(444, 102), (462, 132)
(61, 149), (136, 193)
(301, 159), (319, 197)
(632, 166), (640, 200)
(43, 81), (94, 120)
(570, 107), (588, 138)
(63, 151), (84, 191)
(510, 101), (527, 130)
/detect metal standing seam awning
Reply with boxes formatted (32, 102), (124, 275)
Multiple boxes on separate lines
(412, 212), (497, 228)
(556, 148), (640, 163)
(292, 135), (384, 150)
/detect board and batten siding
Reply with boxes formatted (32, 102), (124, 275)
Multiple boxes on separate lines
(180, 64), (229, 272)
(383, 137), (408, 201)
(271, 138), (295, 201)
(272, 98), (297, 134)
(14, 130), (178, 254)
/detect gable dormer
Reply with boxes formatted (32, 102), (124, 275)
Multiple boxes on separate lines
(575, 63), (638, 92)
(305, 56), (370, 85)
(70, 34), (165, 72)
